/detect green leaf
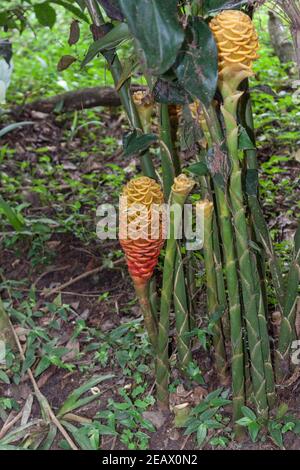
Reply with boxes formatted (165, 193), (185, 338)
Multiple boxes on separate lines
(57, 374), (114, 417)
(34, 2), (57, 28)
(239, 126), (256, 150)
(82, 23), (130, 67)
(40, 424), (57, 450)
(123, 131), (158, 157)
(0, 121), (34, 138)
(236, 417), (252, 426)
(276, 403), (289, 420)
(205, 387), (223, 401)
(50, 0), (89, 22)
(174, 17), (218, 107)
(203, 0), (247, 15)
(248, 421), (260, 442)
(187, 162), (209, 176)
(241, 406), (257, 421)
(245, 169), (258, 196)
(0, 196), (25, 231)
(197, 423), (207, 447)
(268, 422), (284, 449)
(119, 0), (184, 75)
(0, 370), (10, 384)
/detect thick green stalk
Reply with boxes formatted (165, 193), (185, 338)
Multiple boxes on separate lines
(134, 280), (158, 351)
(156, 181), (193, 408)
(159, 105), (192, 373)
(160, 104), (180, 188)
(222, 92), (274, 413)
(148, 277), (158, 323)
(203, 105), (245, 429)
(241, 92), (285, 309)
(275, 224), (300, 382)
(212, 194), (230, 342)
(174, 244), (192, 373)
(85, 0), (156, 179)
(156, 201), (178, 408)
(201, 202), (227, 382)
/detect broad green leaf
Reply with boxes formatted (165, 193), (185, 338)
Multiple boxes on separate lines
(268, 422), (284, 449)
(50, 0), (89, 22)
(203, 0), (247, 14)
(123, 131), (158, 157)
(205, 387), (223, 401)
(276, 403), (289, 420)
(239, 126), (256, 150)
(82, 23), (130, 67)
(241, 405), (257, 421)
(40, 424), (57, 450)
(187, 162), (209, 176)
(197, 423), (207, 447)
(0, 196), (25, 231)
(174, 17), (218, 107)
(34, 2), (56, 28)
(236, 417), (252, 426)
(61, 421), (95, 450)
(0, 370), (10, 384)
(119, 0), (184, 75)
(57, 374), (114, 417)
(248, 421), (260, 442)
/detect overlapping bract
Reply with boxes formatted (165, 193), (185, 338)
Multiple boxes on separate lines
(209, 10), (259, 72)
(119, 177), (165, 283)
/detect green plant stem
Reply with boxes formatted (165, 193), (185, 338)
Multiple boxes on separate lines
(211, 190), (230, 342)
(148, 277), (158, 323)
(85, 0), (156, 179)
(174, 245), (193, 373)
(202, 203), (227, 382)
(202, 105), (245, 430)
(241, 92), (285, 309)
(156, 191), (187, 408)
(221, 92), (274, 412)
(275, 224), (300, 382)
(134, 280), (158, 351)
(159, 104), (176, 200)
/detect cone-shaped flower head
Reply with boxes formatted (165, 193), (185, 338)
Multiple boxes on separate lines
(119, 176), (165, 284)
(172, 174), (195, 199)
(209, 10), (259, 73)
(132, 90), (154, 132)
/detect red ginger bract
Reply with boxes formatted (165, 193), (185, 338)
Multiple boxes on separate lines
(119, 176), (165, 284)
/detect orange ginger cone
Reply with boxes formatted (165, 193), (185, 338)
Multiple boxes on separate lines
(119, 176), (165, 349)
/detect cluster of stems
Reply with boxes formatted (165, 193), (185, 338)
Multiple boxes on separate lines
(84, 3), (299, 431)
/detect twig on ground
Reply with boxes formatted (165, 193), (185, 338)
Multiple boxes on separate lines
(42, 258), (124, 299)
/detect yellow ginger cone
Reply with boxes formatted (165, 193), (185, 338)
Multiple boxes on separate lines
(209, 10), (259, 73)
(119, 176), (165, 349)
(119, 176), (165, 284)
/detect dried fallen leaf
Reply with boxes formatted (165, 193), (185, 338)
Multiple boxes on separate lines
(57, 55), (77, 72)
(68, 20), (80, 46)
